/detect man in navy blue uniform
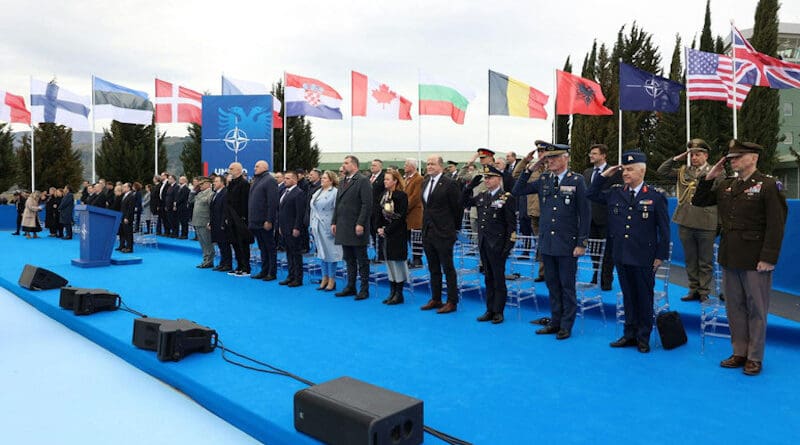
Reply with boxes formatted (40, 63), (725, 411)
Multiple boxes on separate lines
(467, 165), (517, 324)
(587, 151), (670, 353)
(512, 143), (590, 340)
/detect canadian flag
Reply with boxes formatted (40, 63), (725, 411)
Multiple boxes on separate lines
(0, 91), (31, 125)
(351, 71), (412, 120)
(154, 79), (202, 125)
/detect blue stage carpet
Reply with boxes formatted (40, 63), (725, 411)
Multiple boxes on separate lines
(2, 232), (799, 444)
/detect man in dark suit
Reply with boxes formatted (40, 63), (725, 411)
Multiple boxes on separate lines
(248, 160), (279, 281)
(176, 176), (191, 239)
(332, 155), (373, 300)
(58, 185), (74, 239)
(163, 175), (178, 237)
(420, 155), (462, 314)
(582, 144), (621, 290)
(210, 176), (233, 272)
(119, 183), (136, 253)
(505, 151), (518, 176)
(278, 171), (306, 287)
(588, 151), (670, 353)
(225, 162), (251, 277)
(368, 159), (386, 262)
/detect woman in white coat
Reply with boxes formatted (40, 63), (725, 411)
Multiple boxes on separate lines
(309, 170), (343, 291)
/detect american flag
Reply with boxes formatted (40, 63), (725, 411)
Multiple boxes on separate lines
(687, 48), (750, 109)
(732, 26), (800, 89)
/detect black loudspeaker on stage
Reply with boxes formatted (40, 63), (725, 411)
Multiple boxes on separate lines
(132, 317), (218, 362)
(18, 264), (68, 290)
(59, 287), (120, 315)
(294, 376), (423, 445)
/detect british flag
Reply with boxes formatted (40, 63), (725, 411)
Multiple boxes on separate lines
(732, 25), (800, 89)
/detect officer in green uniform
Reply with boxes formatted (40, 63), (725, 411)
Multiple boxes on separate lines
(692, 140), (787, 376)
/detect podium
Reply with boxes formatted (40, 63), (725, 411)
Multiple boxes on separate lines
(71, 205), (122, 268)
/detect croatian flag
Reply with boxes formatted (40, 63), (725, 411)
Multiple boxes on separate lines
(155, 79), (202, 125)
(221, 75), (283, 128)
(285, 72), (342, 120)
(0, 90), (31, 125)
(30, 79), (91, 130)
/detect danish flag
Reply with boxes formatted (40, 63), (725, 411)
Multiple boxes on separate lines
(732, 26), (800, 89)
(154, 79), (202, 124)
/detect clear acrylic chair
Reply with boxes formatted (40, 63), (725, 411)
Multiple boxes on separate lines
(700, 243), (730, 352)
(405, 230), (431, 299)
(576, 238), (607, 331)
(134, 217), (158, 248)
(506, 235), (539, 320)
(453, 229), (483, 302)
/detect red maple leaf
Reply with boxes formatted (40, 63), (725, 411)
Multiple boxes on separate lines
(371, 84), (397, 108)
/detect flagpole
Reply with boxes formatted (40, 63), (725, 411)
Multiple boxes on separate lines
(487, 70), (491, 149)
(91, 75), (96, 182)
(154, 78), (158, 178)
(684, 48), (692, 167)
(618, 59), (623, 163)
(30, 124), (35, 191)
(417, 68), (422, 174)
(552, 69), (557, 143)
(350, 71), (354, 155)
(731, 21), (738, 139)
(283, 71), (288, 171)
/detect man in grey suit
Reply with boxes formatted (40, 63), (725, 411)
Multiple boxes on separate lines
(332, 155), (373, 300)
(192, 177), (215, 268)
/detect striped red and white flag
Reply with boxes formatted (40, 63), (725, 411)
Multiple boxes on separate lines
(687, 48), (751, 109)
(154, 79), (202, 125)
(0, 90), (31, 125)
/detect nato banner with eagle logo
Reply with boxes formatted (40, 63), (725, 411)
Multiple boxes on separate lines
(201, 95), (273, 176)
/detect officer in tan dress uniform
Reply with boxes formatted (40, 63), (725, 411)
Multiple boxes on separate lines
(692, 140), (787, 376)
(657, 139), (719, 302)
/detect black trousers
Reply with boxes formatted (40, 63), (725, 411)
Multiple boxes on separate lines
(422, 236), (459, 303)
(617, 263), (655, 343)
(284, 233), (304, 282)
(252, 227), (277, 277)
(218, 241), (233, 267)
(120, 220), (134, 250)
(479, 241), (508, 314)
(231, 235), (251, 273)
(342, 245), (369, 289)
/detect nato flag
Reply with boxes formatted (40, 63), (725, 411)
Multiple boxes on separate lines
(619, 62), (684, 112)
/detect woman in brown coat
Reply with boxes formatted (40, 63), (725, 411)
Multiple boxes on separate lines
(22, 191), (42, 238)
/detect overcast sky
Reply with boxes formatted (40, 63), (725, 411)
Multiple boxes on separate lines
(2, 0), (799, 154)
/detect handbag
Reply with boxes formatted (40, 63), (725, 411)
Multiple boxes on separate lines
(656, 311), (687, 350)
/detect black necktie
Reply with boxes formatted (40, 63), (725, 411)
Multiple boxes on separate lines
(593, 167), (600, 181)
(554, 175), (559, 188)
(425, 179), (435, 201)
(630, 189), (636, 201)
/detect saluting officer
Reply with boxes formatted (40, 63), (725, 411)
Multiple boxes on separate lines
(465, 165), (517, 324)
(587, 151), (670, 353)
(512, 142), (590, 340)
(692, 140), (787, 376)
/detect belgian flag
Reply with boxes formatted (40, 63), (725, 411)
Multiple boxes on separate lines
(488, 70), (548, 119)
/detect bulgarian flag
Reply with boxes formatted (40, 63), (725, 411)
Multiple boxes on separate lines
(351, 71), (412, 120)
(0, 90), (31, 125)
(418, 72), (475, 124)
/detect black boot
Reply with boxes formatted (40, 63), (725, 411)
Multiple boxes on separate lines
(387, 281), (405, 305)
(382, 282), (397, 304)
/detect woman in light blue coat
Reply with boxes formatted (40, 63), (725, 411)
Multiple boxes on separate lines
(310, 170), (343, 291)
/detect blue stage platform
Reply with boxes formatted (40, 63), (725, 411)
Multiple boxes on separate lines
(1, 231), (799, 444)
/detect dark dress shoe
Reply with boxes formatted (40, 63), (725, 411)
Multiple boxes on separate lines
(251, 271), (267, 279)
(637, 341), (650, 353)
(436, 302), (457, 314)
(477, 312), (493, 322)
(288, 281), (302, 288)
(279, 279), (291, 285)
(420, 300), (444, 311)
(63, 236), (72, 240)
(354, 290), (369, 300)
(215, 266), (233, 272)
(556, 329), (571, 340)
(262, 275), (277, 282)
(680, 293), (701, 302)
(11, 232), (19, 235)
(121, 248), (133, 253)
(601, 285), (613, 291)
(491, 313), (504, 324)
(529, 317), (551, 326)
(386, 295), (404, 305)
(720, 355), (747, 368)
(743, 360), (762, 376)
(534, 277), (545, 282)
(610, 336), (638, 348)
(536, 326), (560, 335)
(335, 287), (357, 297)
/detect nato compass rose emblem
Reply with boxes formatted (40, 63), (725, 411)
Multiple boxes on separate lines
(223, 125), (250, 160)
(205, 106), (271, 162)
(80, 221), (88, 240)
(625, 76), (665, 108)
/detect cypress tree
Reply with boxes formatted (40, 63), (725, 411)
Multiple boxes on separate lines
(16, 123), (83, 191)
(0, 123), (17, 191)
(180, 123), (202, 179)
(555, 56), (572, 145)
(651, 35), (688, 183)
(96, 121), (167, 184)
